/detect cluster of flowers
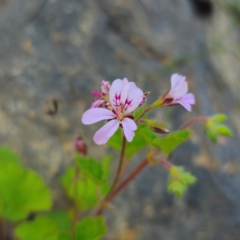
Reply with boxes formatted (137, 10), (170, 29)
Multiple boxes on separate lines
(82, 74), (195, 145)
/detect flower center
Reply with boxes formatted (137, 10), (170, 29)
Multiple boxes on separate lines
(116, 106), (125, 120)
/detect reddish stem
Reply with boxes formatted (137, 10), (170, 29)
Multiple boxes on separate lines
(95, 156), (174, 216)
(160, 159), (172, 169)
(95, 158), (149, 215)
(180, 116), (208, 130)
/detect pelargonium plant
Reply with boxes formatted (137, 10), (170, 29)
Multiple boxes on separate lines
(1, 74), (231, 240)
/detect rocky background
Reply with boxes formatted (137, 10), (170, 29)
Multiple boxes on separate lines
(0, 0), (240, 239)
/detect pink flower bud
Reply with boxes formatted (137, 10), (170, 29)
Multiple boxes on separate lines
(101, 81), (110, 94)
(74, 135), (87, 155)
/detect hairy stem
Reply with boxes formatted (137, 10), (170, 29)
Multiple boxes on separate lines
(135, 105), (153, 123)
(180, 116), (208, 130)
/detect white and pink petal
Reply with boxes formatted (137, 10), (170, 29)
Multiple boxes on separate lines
(93, 119), (119, 145)
(122, 118), (137, 142)
(125, 87), (144, 114)
(170, 74), (188, 99)
(177, 93), (195, 112)
(82, 108), (115, 125)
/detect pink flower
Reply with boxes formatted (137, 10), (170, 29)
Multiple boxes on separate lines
(82, 78), (144, 145)
(163, 74), (195, 111)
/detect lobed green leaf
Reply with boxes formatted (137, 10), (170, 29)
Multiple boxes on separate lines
(0, 163), (52, 221)
(15, 216), (59, 240)
(75, 156), (103, 183)
(108, 127), (148, 158)
(152, 130), (191, 155)
(168, 166), (197, 197)
(61, 166), (99, 210)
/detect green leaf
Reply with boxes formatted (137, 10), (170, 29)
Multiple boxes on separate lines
(0, 146), (22, 166)
(138, 124), (158, 144)
(15, 216), (59, 240)
(58, 232), (73, 240)
(207, 128), (217, 143)
(217, 125), (233, 137)
(124, 133), (148, 158)
(212, 114), (227, 122)
(205, 114), (232, 143)
(152, 130), (191, 155)
(107, 129), (122, 152)
(108, 127), (148, 158)
(75, 156), (103, 183)
(61, 166), (99, 210)
(133, 104), (147, 119)
(167, 166), (197, 197)
(100, 156), (112, 196)
(46, 211), (71, 232)
(0, 163), (52, 221)
(101, 155), (112, 181)
(62, 156), (112, 210)
(75, 216), (106, 240)
(168, 180), (185, 197)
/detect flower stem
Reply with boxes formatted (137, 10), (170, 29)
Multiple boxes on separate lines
(160, 159), (172, 169)
(95, 158), (149, 216)
(109, 135), (127, 194)
(71, 165), (81, 235)
(95, 135), (126, 215)
(95, 156), (173, 216)
(0, 219), (6, 240)
(135, 106), (153, 123)
(180, 116), (208, 130)
(107, 158), (149, 202)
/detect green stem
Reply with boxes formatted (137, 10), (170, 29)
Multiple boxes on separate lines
(95, 134), (126, 215)
(135, 105), (153, 123)
(71, 165), (80, 235)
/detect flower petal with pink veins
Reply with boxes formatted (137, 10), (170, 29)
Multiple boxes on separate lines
(170, 74), (188, 99)
(122, 118), (137, 142)
(125, 87), (144, 114)
(109, 79), (121, 103)
(120, 78), (130, 105)
(82, 108), (115, 125)
(109, 78), (130, 109)
(93, 119), (119, 145)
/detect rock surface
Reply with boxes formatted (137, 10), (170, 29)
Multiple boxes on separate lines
(0, 0), (240, 239)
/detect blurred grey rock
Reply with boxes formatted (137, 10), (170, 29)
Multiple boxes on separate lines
(0, 0), (240, 239)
